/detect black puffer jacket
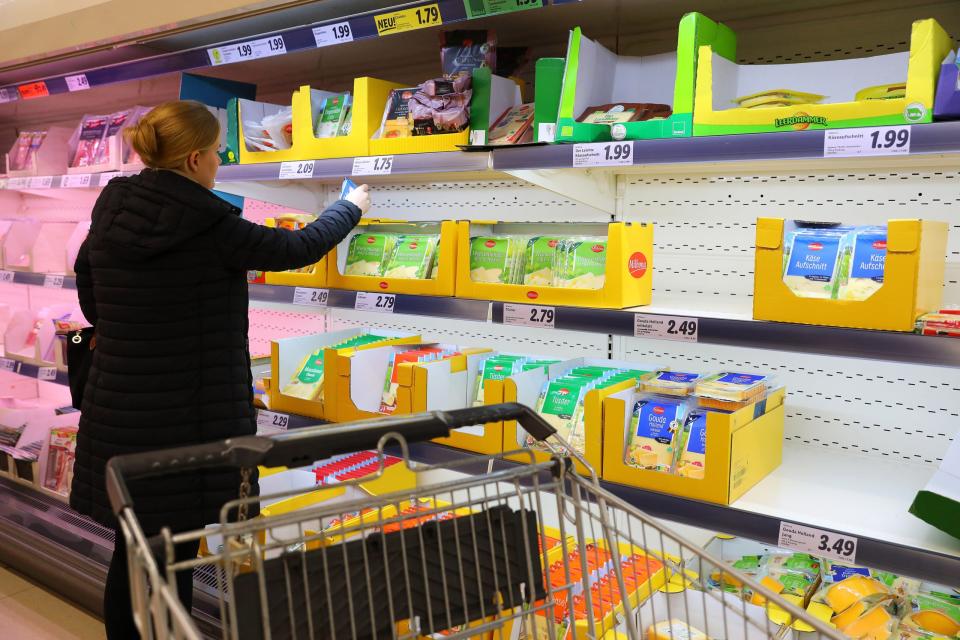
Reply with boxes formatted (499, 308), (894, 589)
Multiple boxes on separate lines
(70, 169), (361, 533)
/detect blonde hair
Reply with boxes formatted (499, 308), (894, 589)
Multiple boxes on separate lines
(124, 100), (219, 170)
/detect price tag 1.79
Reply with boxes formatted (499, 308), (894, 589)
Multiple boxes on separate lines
(503, 303), (555, 329)
(256, 410), (290, 431)
(351, 155), (393, 176)
(313, 21), (353, 47)
(355, 291), (395, 313)
(824, 125), (911, 158)
(292, 287), (329, 307)
(572, 141), (633, 168)
(633, 313), (698, 343)
(778, 521), (858, 564)
(278, 160), (315, 180)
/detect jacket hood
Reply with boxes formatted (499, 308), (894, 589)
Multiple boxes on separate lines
(89, 169), (241, 261)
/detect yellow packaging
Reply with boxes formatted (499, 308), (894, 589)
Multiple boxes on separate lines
(262, 218), (328, 287)
(753, 218), (948, 331)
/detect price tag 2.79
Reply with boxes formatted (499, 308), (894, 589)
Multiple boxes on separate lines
(292, 287), (329, 307)
(313, 21), (353, 47)
(572, 141), (633, 168)
(633, 313), (698, 343)
(256, 410), (290, 430)
(355, 291), (395, 313)
(278, 160), (315, 180)
(503, 303), (555, 329)
(351, 155), (393, 176)
(778, 521), (858, 564)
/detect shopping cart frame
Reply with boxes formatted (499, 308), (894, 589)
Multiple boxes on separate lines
(107, 403), (844, 640)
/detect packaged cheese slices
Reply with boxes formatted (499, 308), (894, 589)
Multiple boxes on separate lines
(344, 231), (441, 279)
(732, 89), (825, 109)
(641, 371), (705, 397)
(379, 345), (460, 414)
(344, 232), (399, 276)
(837, 226), (887, 301)
(647, 619), (710, 640)
(468, 236), (525, 284)
(781, 224), (888, 300)
(467, 233), (609, 289)
(282, 333), (388, 401)
(694, 372), (770, 410)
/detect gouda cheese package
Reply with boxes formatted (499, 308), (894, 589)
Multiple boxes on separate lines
(675, 411), (706, 479)
(624, 396), (689, 472)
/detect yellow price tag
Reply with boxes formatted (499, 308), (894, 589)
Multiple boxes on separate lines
(374, 3), (442, 36)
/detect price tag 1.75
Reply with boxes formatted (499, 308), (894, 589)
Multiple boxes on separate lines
(278, 160), (315, 180)
(503, 303), (555, 329)
(572, 142), (633, 168)
(256, 410), (290, 431)
(778, 521), (858, 564)
(351, 155), (394, 176)
(292, 287), (329, 307)
(313, 21), (354, 47)
(824, 125), (911, 158)
(355, 291), (395, 313)
(633, 313), (698, 343)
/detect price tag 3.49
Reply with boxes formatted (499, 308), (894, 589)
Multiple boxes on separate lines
(313, 21), (353, 47)
(351, 155), (393, 176)
(292, 287), (329, 307)
(278, 160), (315, 180)
(824, 125), (910, 158)
(503, 303), (555, 329)
(572, 141), (633, 168)
(633, 313), (698, 343)
(778, 521), (858, 564)
(256, 410), (290, 431)
(355, 291), (395, 313)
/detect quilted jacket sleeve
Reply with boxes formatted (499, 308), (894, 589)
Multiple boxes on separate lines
(74, 236), (98, 326)
(214, 199), (362, 272)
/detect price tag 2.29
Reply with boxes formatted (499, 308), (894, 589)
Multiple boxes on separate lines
(278, 160), (315, 180)
(503, 303), (555, 329)
(256, 410), (290, 430)
(572, 141), (633, 168)
(313, 21), (353, 47)
(351, 155), (393, 176)
(292, 287), (329, 307)
(824, 125), (910, 158)
(778, 521), (858, 564)
(355, 291), (395, 313)
(633, 313), (698, 343)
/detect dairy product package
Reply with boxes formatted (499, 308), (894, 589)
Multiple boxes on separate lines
(71, 115), (108, 168)
(472, 355), (527, 405)
(531, 376), (593, 448)
(641, 371), (706, 397)
(782, 228), (851, 299)
(694, 372), (769, 409)
(674, 411), (707, 479)
(624, 394), (690, 472)
(379, 346), (453, 414)
(382, 234), (439, 279)
(469, 235), (526, 283)
(522, 236), (562, 286)
(281, 333), (387, 401)
(647, 619), (709, 640)
(554, 237), (607, 289)
(344, 233), (399, 276)
(838, 226), (887, 300)
(315, 94), (351, 138)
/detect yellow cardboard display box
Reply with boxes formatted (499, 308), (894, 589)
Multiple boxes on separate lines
(269, 329), (420, 420)
(455, 221), (653, 308)
(327, 219), (458, 297)
(753, 218), (948, 331)
(261, 217), (327, 287)
(602, 387), (786, 505)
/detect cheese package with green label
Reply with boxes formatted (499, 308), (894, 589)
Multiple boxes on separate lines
(282, 333), (387, 401)
(473, 355), (528, 405)
(522, 236), (562, 286)
(532, 377), (593, 448)
(469, 235), (526, 284)
(553, 237), (608, 289)
(315, 94), (351, 138)
(344, 233), (399, 276)
(382, 234), (440, 279)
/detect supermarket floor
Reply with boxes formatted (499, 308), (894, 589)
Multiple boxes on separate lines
(0, 563), (105, 639)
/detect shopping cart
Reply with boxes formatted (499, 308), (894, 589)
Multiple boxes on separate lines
(106, 403), (844, 640)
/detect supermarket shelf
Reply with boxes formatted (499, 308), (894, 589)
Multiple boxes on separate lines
(0, 0), (547, 103)
(0, 357), (69, 386)
(406, 440), (960, 586)
(0, 270), (77, 289)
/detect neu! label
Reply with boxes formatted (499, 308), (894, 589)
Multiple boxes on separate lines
(628, 252), (648, 278)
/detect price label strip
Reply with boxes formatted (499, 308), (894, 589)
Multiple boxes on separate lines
(313, 21), (354, 47)
(278, 160), (316, 180)
(208, 35), (287, 66)
(351, 155), (394, 176)
(7, 178), (28, 190)
(292, 287), (329, 307)
(65, 74), (91, 92)
(28, 176), (53, 189)
(823, 125), (910, 158)
(256, 410), (290, 430)
(37, 367), (58, 381)
(0, 271), (15, 283)
(62, 174), (92, 188)
(0, 358), (16, 372)
(355, 291), (396, 313)
(633, 313), (698, 343)
(374, 3), (442, 36)
(99, 172), (122, 187)
(44, 274), (65, 289)
(572, 141), (633, 168)
(503, 303), (556, 329)
(463, 0), (542, 19)
(778, 521), (858, 564)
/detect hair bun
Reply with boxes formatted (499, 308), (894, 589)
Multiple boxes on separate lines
(125, 119), (159, 166)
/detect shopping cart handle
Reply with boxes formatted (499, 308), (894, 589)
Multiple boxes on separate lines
(106, 403), (555, 514)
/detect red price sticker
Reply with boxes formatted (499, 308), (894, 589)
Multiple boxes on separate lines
(18, 82), (49, 100)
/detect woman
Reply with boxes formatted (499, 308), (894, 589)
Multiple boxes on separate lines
(69, 100), (369, 639)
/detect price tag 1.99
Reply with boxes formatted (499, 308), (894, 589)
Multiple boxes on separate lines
(355, 291), (395, 313)
(572, 141), (633, 168)
(313, 21), (354, 47)
(292, 287), (329, 307)
(824, 125), (911, 158)
(256, 410), (290, 431)
(208, 35), (287, 66)
(778, 521), (858, 564)
(278, 160), (315, 180)
(633, 313), (698, 343)
(351, 155), (393, 176)
(503, 303), (555, 329)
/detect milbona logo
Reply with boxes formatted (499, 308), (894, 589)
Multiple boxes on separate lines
(652, 405), (665, 415)
(658, 372), (700, 383)
(775, 112), (828, 130)
(808, 242), (823, 251)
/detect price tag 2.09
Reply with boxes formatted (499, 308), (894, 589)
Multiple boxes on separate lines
(503, 303), (555, 329)
(278, 160), (315, 180)
(778, 521), (858, 564)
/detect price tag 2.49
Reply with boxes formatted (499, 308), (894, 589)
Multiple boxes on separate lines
(572, 142), (632, 168)
(778, 521), (858, 564)
(352, 155), (393, 176)
(634, 313), (698, 343)
(355, 291), (395, 313)
(503, 303), (555, 329)
(292, 287), (329, 307)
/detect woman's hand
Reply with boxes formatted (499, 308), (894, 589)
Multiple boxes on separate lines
(345, 184), (371, 215)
